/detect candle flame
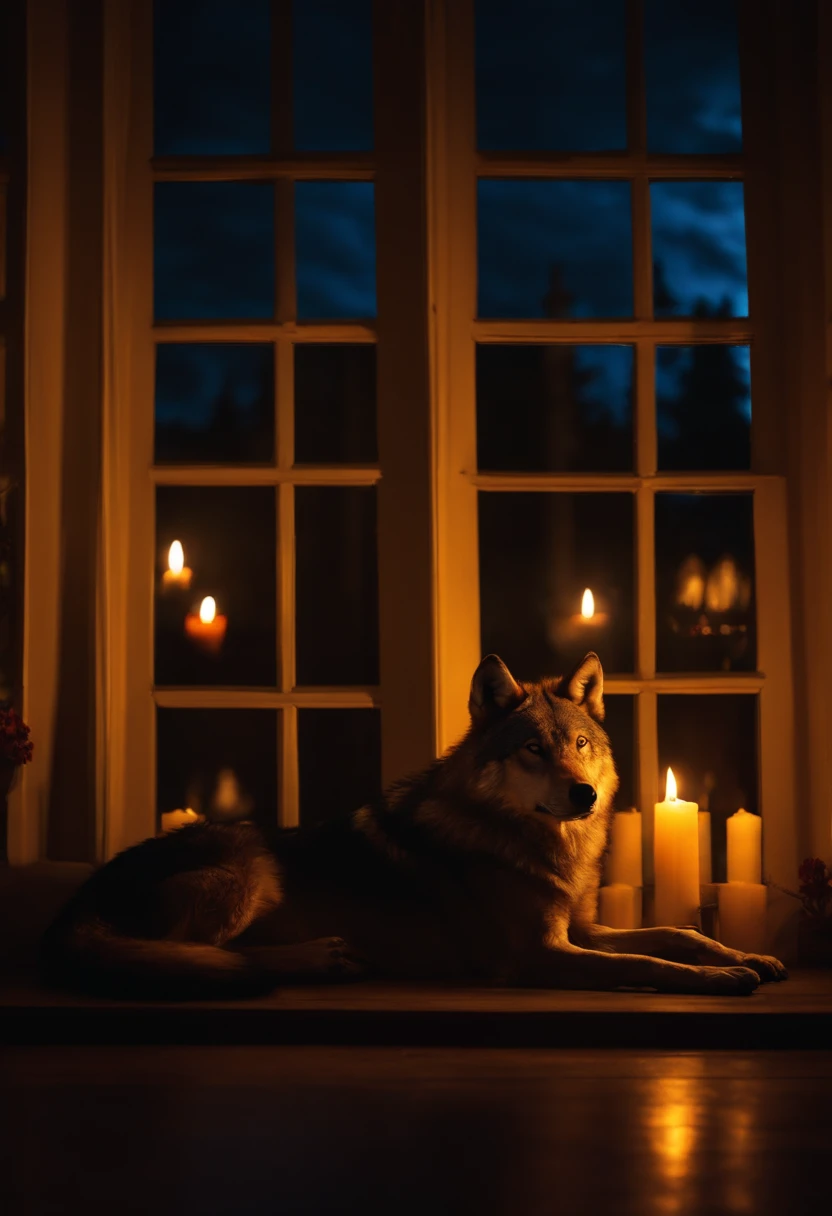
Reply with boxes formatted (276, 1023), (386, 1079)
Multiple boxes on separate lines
(168, 540), (184, 575)
(581, 588), (595, 619)
(199, 596), (217, 625)
(665, 767), (677, 801)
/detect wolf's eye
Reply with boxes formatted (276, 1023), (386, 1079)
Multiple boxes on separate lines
(525, 741), (543, 756)
(576, 736), (588, 749)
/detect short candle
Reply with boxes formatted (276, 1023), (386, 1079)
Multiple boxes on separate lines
(185, 595), (228, 653)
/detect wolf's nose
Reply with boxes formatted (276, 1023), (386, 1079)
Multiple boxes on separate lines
(569, 783), (597, 812)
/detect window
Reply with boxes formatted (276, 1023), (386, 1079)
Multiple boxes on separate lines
(435, 0), (794, 888)
(149, 0), (382, 834)
(16, 0), (805, 925)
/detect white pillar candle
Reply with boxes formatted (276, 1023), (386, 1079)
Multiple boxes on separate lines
(698, 811), (712, 884)
(654, 768), (700, 927)
(598, 884), (643, 931)
(718, 882), (767, 955)
(726, 808), (762, 883)
(606, 808), (643, 886)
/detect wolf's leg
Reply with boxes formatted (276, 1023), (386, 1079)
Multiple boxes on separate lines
(237, 939), (368, 982)
(523, 944), (761, 994)
(578, 924), (787, 983)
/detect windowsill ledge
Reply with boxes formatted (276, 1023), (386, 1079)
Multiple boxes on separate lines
(2, 971), (831, 1050)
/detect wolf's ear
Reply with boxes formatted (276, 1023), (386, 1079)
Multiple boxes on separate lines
(558, 652), (605, 722)
(469, 655), (525, 725)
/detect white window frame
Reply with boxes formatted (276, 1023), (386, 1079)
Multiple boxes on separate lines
(429, 0), (797, 940)
(91, 0), (437, 857)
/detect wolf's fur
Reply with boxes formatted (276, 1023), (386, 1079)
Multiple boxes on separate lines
(42, 653), (786, 998)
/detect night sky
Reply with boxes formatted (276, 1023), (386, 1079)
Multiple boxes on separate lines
(152, 0), (748, 438)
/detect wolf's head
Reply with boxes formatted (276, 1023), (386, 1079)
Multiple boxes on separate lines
(464, 652), (618, 826)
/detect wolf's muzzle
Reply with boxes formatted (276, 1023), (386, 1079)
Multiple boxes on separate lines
(566, 783), (597, 818)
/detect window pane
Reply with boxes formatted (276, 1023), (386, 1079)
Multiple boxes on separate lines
(153, 0), (271, 155)
(603, 694), (635, 812)
(295, 182), (376, 320)
(157, 708), (277, 828)
(478, 180), (633, 319)
(155, 344), (274, 465)
(651, 181), (748, 318)
(479, 492), (635, 681)
(655, 493), (755, 673)
(298, 708), (381, 828)
(645, 0), (742, 154)
(658, 694), (758, 882)
(154, 182), (275, 321)
(657, 345), (750, 472)
(476, 0), (626, 152)
(477, 345), (633, 472)
(293, 0), (373, 151)
(295, 487), (378, 685)
(155, 486), (277, 686)
(294, 345), (377, 464)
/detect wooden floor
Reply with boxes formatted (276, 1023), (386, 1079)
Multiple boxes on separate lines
(3, 969), (832, 1048)
(2, 1044), (831, 1215)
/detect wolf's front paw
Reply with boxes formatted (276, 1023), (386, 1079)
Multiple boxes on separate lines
(700, 965), (761, 995)
(309, 937), (369, 980)
(737, 953), (788, 983)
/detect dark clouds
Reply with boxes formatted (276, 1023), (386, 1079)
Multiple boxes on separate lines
(154, 182), (275, 320)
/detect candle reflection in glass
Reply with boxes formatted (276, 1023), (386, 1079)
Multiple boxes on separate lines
(162, 539), (193, 590)
(185, 595), (228, 653)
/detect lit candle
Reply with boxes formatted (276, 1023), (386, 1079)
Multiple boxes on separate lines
(577, 588), (609, 630)
(548, 587), (611, 650)
(718, 882), (767, 954)
(698, 811), (712, 884)
(161, 540), (193, 590)
(653, 767), (700, 927)
(185, 595), (228, 653)
(726, 808), (762, 883)
(159, 807), (204, 833)
(598, 883), (642, 930)
(606, 807), (643, 886)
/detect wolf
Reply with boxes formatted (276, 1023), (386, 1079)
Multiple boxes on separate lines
(41, 652), (786, 998)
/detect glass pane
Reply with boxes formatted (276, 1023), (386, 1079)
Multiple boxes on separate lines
(153, 0), (271, 155)
(655, 493), (756, 673)
(479, 492), (635, 681)
(478, 180), (633, 319)
(651, 181), (748, 318)
(476, 0), (626, 152)
(154, 182), (275, 321)
(603, 694), (635, 812)
(476, 344), (633, 473)
(155, 344), (274, 464)
(657, 345), (750, 472)
(294, 345), (377, 464)
(157, 708), (277, 829)
(645, 0), (742, 154)
(658, 694), (758, 883)
(155, 486), (277, 686)
(298, 709), (382, 828)
(293, 0), (373, 151)
(295, 487), (378, 685)
(295, 182), (376, 320)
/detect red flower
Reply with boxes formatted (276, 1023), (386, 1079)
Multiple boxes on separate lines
(0, 706), (33, 766)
